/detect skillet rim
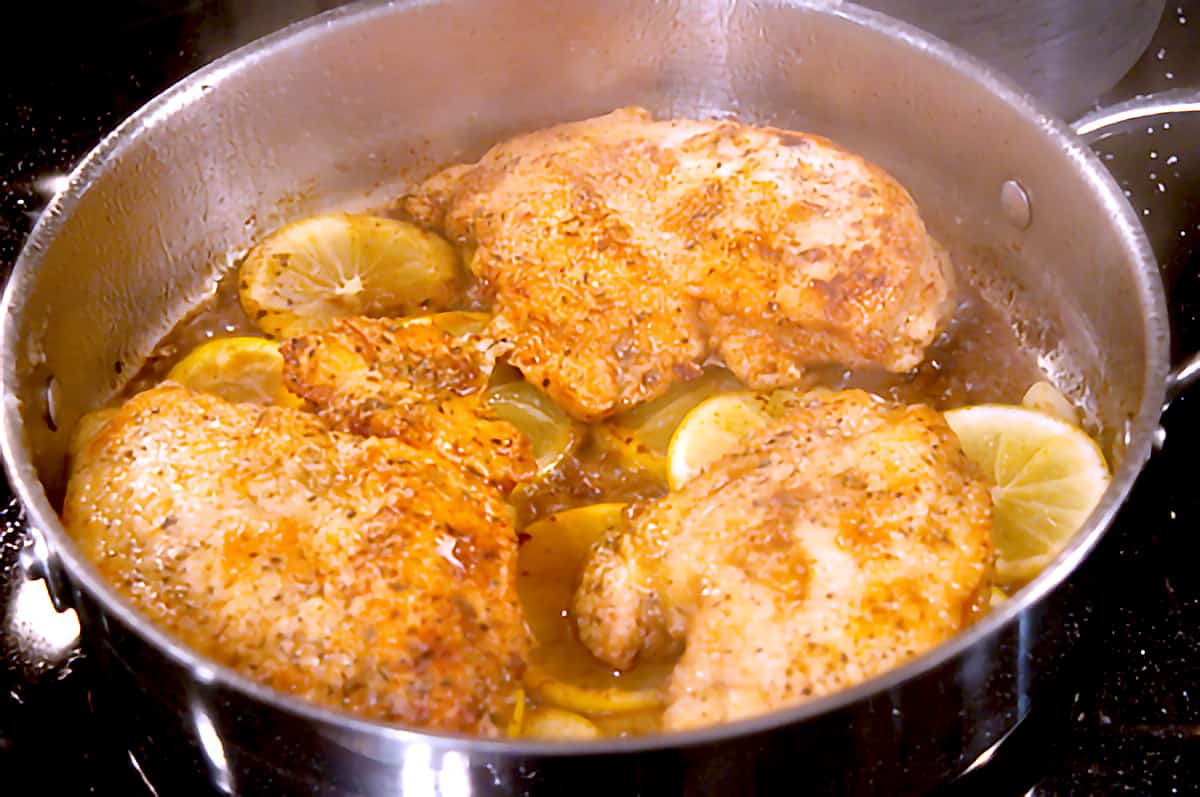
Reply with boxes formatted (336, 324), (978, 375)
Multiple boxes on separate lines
(0, 0), (1169, 756)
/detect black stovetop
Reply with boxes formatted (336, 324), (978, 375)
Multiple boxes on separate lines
(1, 3), (1198, 794)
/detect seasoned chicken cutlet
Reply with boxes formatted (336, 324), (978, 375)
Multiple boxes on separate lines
(280, 316), (535, 491)
(408, 107), (954, 420)
(573, 390), (992, 731)
(63, 385), (528, 735)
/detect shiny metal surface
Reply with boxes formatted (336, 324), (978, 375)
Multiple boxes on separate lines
(999, 179), (1033, 230)
(855, 0), (1165, 118)
(1072, 88), (1200, 409)
(0, 0), (1172, 793)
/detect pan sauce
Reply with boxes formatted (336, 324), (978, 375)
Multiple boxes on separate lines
(114, 220), (1046, 736)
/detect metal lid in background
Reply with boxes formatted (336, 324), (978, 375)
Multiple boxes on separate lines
(854, 0), (1166, 119)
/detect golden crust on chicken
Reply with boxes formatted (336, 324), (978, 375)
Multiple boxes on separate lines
(63, 385), (529, 734)
(573, 390), (992, 730)
(280, 316), (534, 491)
(409, 108), (954, 420)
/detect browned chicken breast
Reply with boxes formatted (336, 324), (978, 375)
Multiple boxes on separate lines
(408, 107), (954, 420)
(63, 385), (528, 735)
(281, 316), (535, 491)
(573, 389), (992, 731)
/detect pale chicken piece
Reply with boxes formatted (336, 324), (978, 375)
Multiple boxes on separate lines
(573, 390), (992, 731)
(408, 107), (954, 420)
(280, 317), (535, 491)
(63, 385), (529, 735)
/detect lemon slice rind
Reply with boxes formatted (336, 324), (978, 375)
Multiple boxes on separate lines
(524, 664), (664, 716)
(521, 707), (601, 740)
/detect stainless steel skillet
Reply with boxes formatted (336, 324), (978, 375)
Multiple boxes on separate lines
(1, 1), (1195, 793)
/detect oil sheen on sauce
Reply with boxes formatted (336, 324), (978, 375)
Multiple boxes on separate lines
(123, 253), (1045, 737)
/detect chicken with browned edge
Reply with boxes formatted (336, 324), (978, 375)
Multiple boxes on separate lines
(409, 108), (954, 421)
(574, 390), (992, 731)
(63, 385), (529, 735)
(280, 316), (534, 492)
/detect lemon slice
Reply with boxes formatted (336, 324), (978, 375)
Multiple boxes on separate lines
(1021, 380), (1079, 426)
(522, 708), (601, 740)
(524, 664), (664, 716)
(943, 405), (1110, 587)
(596, 368), (742, 482)
(489, 361), (525, 388)
(666, 392), (770, 489)
(487, 380), (581, 477)
(69, 408), (119, 460)
(517, 503), (666, 714)
(506, 688), (527, 737)
(395, 310), (490, 338)
(167, 337), (302, 408)
(519, 503), (628, 646)
(239, 213), (461, 337)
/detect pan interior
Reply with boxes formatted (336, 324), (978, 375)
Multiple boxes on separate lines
(0, 0), (1163, 746)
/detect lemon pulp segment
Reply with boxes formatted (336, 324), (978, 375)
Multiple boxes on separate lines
(943, 404), (1110, 587)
